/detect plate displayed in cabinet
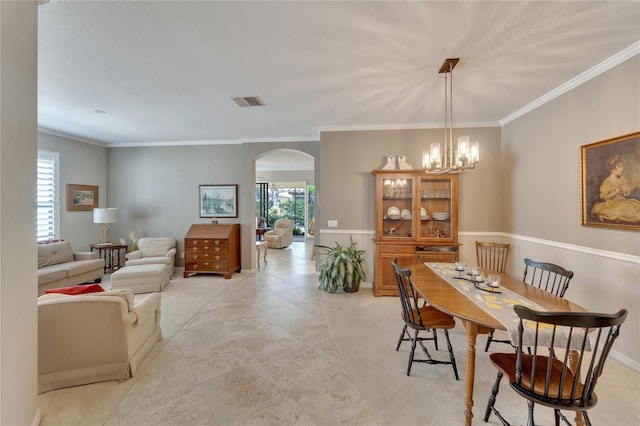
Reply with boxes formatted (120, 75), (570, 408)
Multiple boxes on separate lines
(432, 212), (450, 220)
(401, 209), (411, 220)
(387, 206), (401, 219)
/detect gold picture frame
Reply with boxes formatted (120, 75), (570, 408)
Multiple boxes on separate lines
(581, 131), (640, 230)
(67, 184), (99, 211)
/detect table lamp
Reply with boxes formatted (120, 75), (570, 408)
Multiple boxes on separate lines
(93, 208), (118, 244)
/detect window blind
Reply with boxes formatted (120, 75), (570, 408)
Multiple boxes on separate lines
(36, 150), (59, 241)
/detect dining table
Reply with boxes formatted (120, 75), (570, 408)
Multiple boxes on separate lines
(408, 262), (587, 426)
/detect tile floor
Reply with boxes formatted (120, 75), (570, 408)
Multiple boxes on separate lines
(38, 241), (640, 425)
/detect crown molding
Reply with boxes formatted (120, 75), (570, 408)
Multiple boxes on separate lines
(500, 41), (640, 126)
(38, 127), (107, 147)
(317, 121), (499, 133)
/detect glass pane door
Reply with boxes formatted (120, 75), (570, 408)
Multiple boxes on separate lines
(419, 178), (452, 240)
(382, 178), (413, 238)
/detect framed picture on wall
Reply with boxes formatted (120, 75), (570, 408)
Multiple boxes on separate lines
(199, 184), (238, 218)
(581, 131), (640, 231)
(66, 184), (99, 211)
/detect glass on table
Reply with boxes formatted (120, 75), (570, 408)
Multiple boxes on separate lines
(487, 274), (501, 288)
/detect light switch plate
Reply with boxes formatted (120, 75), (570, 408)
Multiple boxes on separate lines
(328, 220), (338, 228)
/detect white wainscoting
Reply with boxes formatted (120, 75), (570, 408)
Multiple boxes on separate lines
(318, 228), (639, 371)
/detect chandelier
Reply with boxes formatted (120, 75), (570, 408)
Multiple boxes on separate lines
(423, 58), (479, 174)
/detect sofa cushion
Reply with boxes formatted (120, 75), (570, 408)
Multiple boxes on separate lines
(64, 259), (105, 276)
(88, 288), (135, 311)
(38, 241), (74, 268)
(125, 256), (173, 267)
(45, 284), (105, 295)
(37, 268), (67, 286)
(139, 238), (176, 257)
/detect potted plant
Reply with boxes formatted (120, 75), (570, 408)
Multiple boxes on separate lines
(315, 235), (366, 293)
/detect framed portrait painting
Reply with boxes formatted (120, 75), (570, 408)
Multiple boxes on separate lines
(199, 184), (238, 218)
(581, 131), (640, 230)
(67, 184), (99, 211)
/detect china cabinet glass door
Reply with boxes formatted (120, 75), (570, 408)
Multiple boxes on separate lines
(418, 177), (456, 241)
(381, 177), (413, 239)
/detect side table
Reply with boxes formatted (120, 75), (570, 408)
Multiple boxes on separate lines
(256, 241), (268, 268)
(256, 227), (272, 241)
(90, 243), (129, 273)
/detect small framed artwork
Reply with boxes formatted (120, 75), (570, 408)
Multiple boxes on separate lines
(199, 184), (238, 218)
(581, 131), (640, 230)
(67, 184), (99, 211)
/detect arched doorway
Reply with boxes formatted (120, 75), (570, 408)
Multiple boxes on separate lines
(255, 149), (315, 242)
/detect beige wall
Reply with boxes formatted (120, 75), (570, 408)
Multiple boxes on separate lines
(39, 132), (107, 250)
(0, 1), (39, 424)
(501, 55), (640, 366)
(318, 128), (502, 232)
(106, 142), (319, 269)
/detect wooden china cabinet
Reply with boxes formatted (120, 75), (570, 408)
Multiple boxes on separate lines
(372, 170), (459, 296)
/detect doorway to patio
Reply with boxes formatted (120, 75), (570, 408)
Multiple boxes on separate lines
(255, 150), (315, 243)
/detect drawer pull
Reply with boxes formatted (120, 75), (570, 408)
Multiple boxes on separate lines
(215, 247), (220, 252)
(215, 265), (221, 270)
(192, 255), (198, 259)
(203, 246), (209, 250)
(214, 255), (220, 260)
(214, 240), (221, 245)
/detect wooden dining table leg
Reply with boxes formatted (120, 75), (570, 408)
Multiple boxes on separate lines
(463, 320), (479, 426)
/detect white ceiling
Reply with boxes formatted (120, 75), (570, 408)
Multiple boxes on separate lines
(37, 1), (640, 148)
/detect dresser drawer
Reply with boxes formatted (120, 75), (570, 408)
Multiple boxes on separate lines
(185, 252), (228, 262)
(185, 238), (228, 246)
(185, 244), (228, 254)
(185, 260), (228, 272)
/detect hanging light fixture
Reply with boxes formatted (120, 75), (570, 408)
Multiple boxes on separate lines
(423, 58), (479, 174)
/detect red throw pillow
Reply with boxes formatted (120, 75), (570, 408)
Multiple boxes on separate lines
(44, 284), (105, 295)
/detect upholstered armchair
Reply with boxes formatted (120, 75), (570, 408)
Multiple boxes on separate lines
(125, 237), (176, 273)
(38, 289), (162, 393)
(264, 219), (294, 249)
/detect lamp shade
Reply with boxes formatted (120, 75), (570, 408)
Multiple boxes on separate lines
(93, 208), (118, 224)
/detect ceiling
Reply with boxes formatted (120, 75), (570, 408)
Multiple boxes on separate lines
(37, 1), (639, 148)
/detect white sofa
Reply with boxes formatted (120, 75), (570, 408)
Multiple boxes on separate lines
(264, 219), (294, 249)
(37, 241), (104, 295)
(37, 288), (162, 393)
(125, 237), (176, 273)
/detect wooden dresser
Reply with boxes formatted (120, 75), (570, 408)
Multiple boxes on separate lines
(183, 224), (241, 279)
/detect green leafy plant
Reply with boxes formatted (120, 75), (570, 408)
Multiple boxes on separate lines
(315, 235), (366, 293)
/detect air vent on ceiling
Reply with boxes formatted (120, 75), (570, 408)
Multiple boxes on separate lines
(232, 96), (265, 107)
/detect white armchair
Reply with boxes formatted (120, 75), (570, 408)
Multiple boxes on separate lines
(38, 289), (162, 393)
(264, 219), (294, 249)
(125, 237), (176, 272)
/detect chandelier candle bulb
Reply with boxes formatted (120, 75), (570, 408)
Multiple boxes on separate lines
(470, 141), (479, 163)
(422, 151), (430, 169)
(458, 136), (469, 159)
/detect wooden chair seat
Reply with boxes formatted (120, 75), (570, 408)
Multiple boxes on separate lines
(490, 353), (584, 400)
(406, 306), (456, 329)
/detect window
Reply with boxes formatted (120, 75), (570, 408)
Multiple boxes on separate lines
(36, 150), (59, 241)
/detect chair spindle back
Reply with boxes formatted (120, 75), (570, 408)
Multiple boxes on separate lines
(523, 258), (574, 297)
